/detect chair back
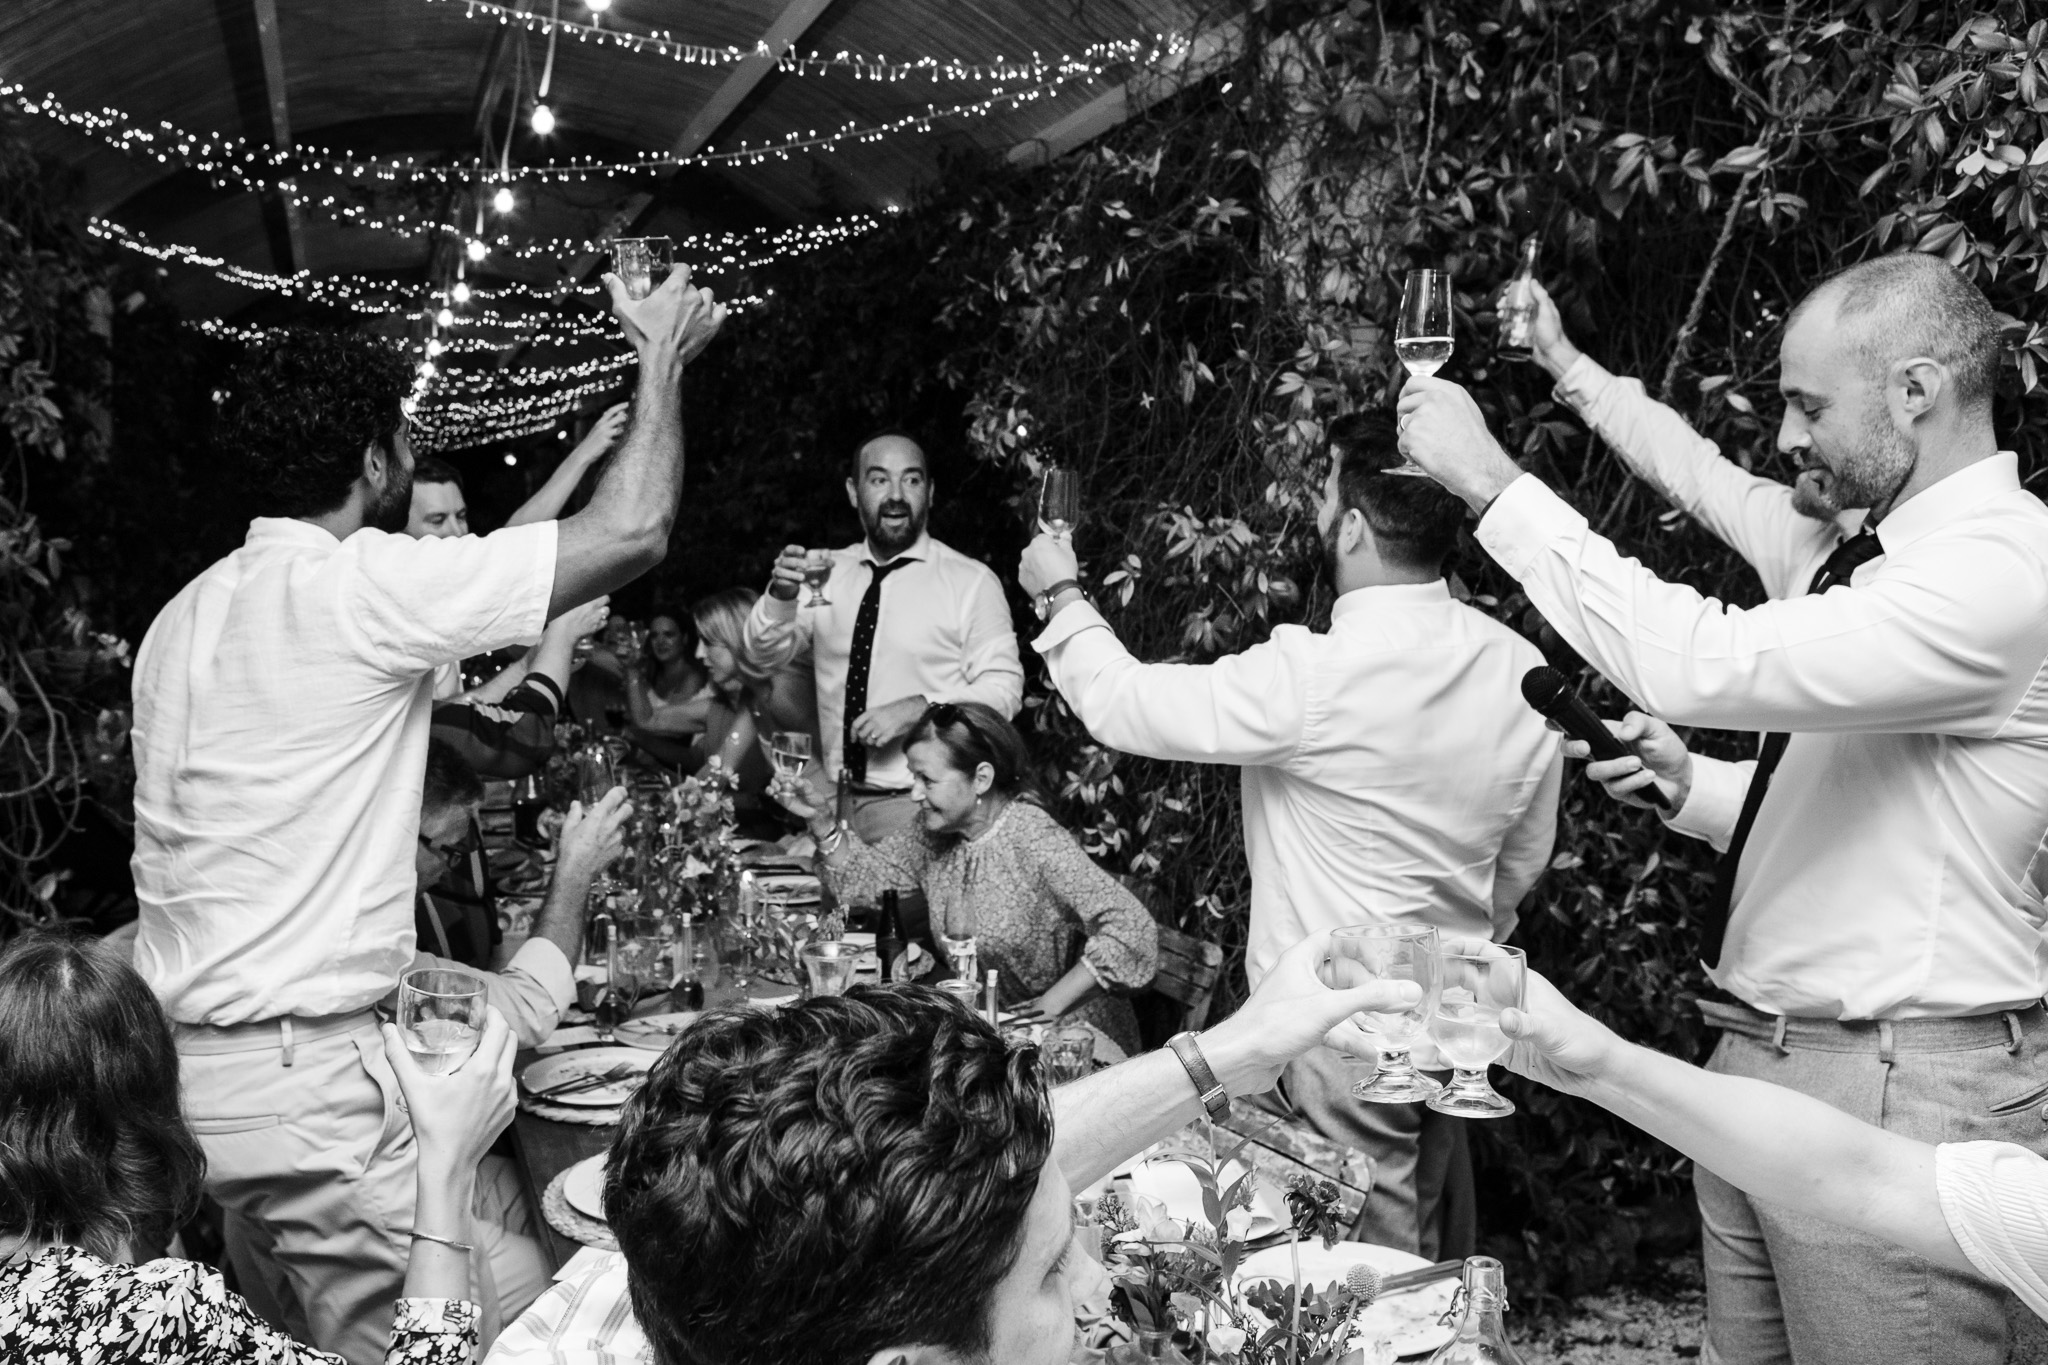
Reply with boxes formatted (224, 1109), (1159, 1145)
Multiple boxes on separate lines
(1148, 922), (1225, 1034)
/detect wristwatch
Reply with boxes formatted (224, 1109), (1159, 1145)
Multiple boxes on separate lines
(1034, 578), (1088, 622)
(1167, 1031), (1230, 1121)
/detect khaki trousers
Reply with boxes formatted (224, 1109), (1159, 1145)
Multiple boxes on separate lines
(177, 1011), (549, 1365)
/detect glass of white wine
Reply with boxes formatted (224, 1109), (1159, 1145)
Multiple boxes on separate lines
(1389, 267), (1455, 477)
(770, 731), (814, 779)
(1326, 923), (1443, 1102)
(1038, 468), (1081, 543)
(1426, 940), (1526, 1119)
(397, 967), (486, 1075)
(801, 550), (834, 607)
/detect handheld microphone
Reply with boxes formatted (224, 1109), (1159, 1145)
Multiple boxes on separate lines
(1520, 665), (1672, 810)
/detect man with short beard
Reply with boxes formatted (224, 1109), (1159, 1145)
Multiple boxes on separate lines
(132, 270), (723, 1365)
(1014, 410), (1560, 1259)
(742, 430), (1023, 842)
(1397, 253), (2048, 1365)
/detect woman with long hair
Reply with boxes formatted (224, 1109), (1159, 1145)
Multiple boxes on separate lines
(625, 611), (710, 725)
(773, 701), (1157, 1052)
(0, 932), (514, 1364)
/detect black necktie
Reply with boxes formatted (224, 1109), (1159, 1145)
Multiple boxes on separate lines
(842, 557), (912, 784)
(1703, 527), (1885, 968)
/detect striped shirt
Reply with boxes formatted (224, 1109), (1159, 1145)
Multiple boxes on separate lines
(1936, 1141), (2048, 1321)
(483, 1249), (647, 1365)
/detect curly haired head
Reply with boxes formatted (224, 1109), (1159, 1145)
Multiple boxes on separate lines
(607, 985), (1055, 1365)
(0, 932), (205, 1260)
(220, 329), (414, 521)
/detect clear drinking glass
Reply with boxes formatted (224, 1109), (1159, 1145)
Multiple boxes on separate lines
(801, 550), (834, 607)
(936, 978), (982, 1013)
(397, 967), (487, 1075)
(1427, 941), (1526, 1119)
(1038, 468), (1081, 542)
(610, 237), (675, 300)
(769, 731), (814, 779)
(1389, 267), (1455, 478)
(939, 933), (979, 985)
(1044, 1022), (1096, 1085)
(1326, 923), (1443, 1102)
(800, 940), (862, 997)
(575, 740), (619, 808)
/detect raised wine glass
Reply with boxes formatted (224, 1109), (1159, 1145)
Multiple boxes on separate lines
(1389, 267), (1454, 477)
(770, 731), (814, 780)
(1426, 940), (1526, 1118)
(397, 967), (486, 1075)
(801, 550), (834, 607)
(1038, 468), (1081, 543)
(1326, 923), (1443, 1102)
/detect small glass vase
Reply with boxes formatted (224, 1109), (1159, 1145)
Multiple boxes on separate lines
(1109, 1328), (1195, 1365)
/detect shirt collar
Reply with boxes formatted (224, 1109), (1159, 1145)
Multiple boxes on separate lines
(1869, 452), (2020, 553)
(1329, 578), (1452, 626)
(862, 531), (933, 568)
(246, 517), (346, 548)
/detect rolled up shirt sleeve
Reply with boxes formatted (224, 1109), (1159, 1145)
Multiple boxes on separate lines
(339, 521), (558, 677)
(1936, 1140), (2048, 1323)
(1475, 474), (2048, 736)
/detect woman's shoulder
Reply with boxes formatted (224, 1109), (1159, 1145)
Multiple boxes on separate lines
(2, 1248), (231, 1338)
(1004, 800), (1079, 847)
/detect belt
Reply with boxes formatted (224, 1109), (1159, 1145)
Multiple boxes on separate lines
(173, 1008), (381, 1065)
(1698, 997), (2041, 1056)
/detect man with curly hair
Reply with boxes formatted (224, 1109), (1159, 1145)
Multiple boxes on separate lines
(129, 271), (724, 1364)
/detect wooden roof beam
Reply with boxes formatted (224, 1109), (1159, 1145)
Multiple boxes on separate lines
(1007, 17), (1244, 169)
(248, 0), (306, 273)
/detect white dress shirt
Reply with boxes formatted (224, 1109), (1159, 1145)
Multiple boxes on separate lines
(484, 1248), (648, 1364)
(740, 531), (1023, 789)
(1035, 583), (1562, 986)
(1936, 1141), (2048, 1324)
(1491, 358), (2048, 1018)
(132, 517), (558, 1025)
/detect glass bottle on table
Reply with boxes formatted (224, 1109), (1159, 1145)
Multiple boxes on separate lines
(1425, 1257), (1526, 1364)
(876, 889), (905, 983)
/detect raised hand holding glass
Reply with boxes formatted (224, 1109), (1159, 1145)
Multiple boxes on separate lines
(1326, 923), (1442, 1102)
(1388, 268), (1454, 478)
(1038, 468), (1081, 542)
(397, 967), (486, 1075)
(1426, 941), (1526, 1118)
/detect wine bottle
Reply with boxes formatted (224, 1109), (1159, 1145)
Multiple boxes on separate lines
(1498, 235), (1542, 362)
(877, 889), (905, 984)
(1425, 1256), (1526, 1364)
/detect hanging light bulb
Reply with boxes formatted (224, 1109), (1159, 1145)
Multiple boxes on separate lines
(586, 0), (612, 10)
(530, 102), (556, 136)
(426, 339), (445, 357)
(450, 281), (472, 304)
(493, 185), (516, 214)
(419, 360), (437, 378)
(465, 239), (488, 263)
(436, 307), (455, 327)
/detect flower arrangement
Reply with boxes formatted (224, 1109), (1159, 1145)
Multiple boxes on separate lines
(656, 759), (740, 915)
(1089, 1147), (1386, 1365)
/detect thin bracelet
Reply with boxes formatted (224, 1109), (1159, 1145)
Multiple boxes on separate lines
(410, 1230), (475, 1254)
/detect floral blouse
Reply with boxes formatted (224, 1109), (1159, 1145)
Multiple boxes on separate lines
(826, 799), (1159, 1051)
(0, 1246), (477, 1365)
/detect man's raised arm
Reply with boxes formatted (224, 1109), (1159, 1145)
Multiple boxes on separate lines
(547, 271), (726, 617)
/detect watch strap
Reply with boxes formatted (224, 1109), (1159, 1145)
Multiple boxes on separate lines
(1167, 1031), (1230, 1121)
(1035, 579), (1086, 622)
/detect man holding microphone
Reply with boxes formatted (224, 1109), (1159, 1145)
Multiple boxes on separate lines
(1397, 252), (2048, 1365)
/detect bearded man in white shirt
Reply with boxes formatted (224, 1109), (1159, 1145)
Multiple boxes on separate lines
(131, 270), (725, 1364)
(743, 431), (1024, 842)
(1396, 252), (2048, 1365)
(1016, 411), (1563, 1260)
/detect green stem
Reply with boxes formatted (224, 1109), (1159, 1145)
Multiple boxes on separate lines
(1289, 1230), (1301, 1365)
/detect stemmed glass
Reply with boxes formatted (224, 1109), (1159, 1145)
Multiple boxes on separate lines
(1326, 923), (1443, 1102)
(1389, 267), (1454, 477)
(1038, 468), (1081, 542)
(610, 237), (675, 300)
(801, 550), (834, 607)
(770, 731), (814, 780)
(1426, 941), (1526, 1118)
(397, 967), (486, 1075)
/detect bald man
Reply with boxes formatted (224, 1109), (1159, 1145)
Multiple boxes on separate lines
(1397, 255), (2048, 1365)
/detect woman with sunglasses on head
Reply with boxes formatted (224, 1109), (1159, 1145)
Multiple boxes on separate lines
(771, 700), (1158, 1053)
(0, 930), (516, 1364)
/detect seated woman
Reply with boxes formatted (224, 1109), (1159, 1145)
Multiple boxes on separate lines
(774, 700), (1158, 1053)
(624, 610), (711, 730)
(0, 931), (515, 1364)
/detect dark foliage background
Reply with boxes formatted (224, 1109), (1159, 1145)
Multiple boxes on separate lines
(10, 0), (2048, 1304)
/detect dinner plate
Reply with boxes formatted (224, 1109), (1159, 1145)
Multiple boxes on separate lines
(1234, 1241), (1455, 1358)
(615, 1011), (699, 1051)
(563, 1152), (609, 1221)
(1126, 1158), (1288, 1240)
(518, 1046), (652, 1107)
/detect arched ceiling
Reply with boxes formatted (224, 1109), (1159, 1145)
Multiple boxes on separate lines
(2, 0), (1225, 446)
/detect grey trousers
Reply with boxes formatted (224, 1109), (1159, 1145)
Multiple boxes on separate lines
(1695, 1001), (2048, 1365)
(1261, 1046), (1476, 1260)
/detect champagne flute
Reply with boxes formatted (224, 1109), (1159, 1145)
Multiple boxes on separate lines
(1038, 468), (1081, 543)
(1326, 923), (1443, 1102)
(1389, 268), (1454, 477)
(1426, 941), (1526, 1118)
(801, 550), (834, 607)
(397, 967), (486, 1075)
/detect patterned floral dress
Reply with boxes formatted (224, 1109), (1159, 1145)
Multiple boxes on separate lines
(825, 798), (1160, 1051)
(0, 1246), (477, 1364)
